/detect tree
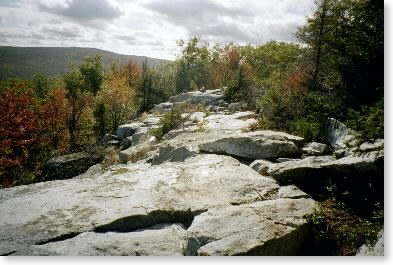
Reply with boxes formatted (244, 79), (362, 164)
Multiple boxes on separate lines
(138, 59), (153, 112)
(37, 87), (68, 151)
(0, 83), (37, 187)
(102, 63), (138, 134)
(79, 55), (105, 96)
(297, 0), (384, 106)
(32, 73), (51, 100)
(63, 55), (104, 150)
(175, 37), (213, 92)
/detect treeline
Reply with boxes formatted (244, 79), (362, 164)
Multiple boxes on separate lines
(0, 56), (175, 187)
(171, 0), (383, 142)
(0, 0), (383, 187)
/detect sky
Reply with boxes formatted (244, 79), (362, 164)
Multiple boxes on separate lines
(0, 0), (316, 60)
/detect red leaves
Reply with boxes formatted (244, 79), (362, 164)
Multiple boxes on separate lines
(0, 83), (37, 181)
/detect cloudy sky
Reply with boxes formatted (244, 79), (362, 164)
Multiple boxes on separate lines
(0, 0), (316, 60)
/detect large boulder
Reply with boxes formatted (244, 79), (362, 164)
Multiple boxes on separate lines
(116, 123), (143, 139)
(302, 142), (332, 156)
(325, 118), (357, 150)
(42, 152), (102, 181)
(199, 131), (302, 160)
(188, 198), (317, 256)
(12, 224), (199, 256)
(118, 143), (158, 164)
(250, 156), (336, 185)
(0, 154), (317, 255)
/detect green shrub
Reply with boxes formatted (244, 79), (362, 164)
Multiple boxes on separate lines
(289, 118), (324, 143)
(151, 107), (183, 140)
(346, 99), (384, 142)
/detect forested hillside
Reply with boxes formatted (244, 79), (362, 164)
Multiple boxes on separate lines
(0, 46), (169, 80)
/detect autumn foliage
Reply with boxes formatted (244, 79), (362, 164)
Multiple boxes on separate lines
(0, 83), (38, 187)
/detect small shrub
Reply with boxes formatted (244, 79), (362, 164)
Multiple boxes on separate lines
(289, 118), (324, 143)
(151, 107), (184, 140)
(101, 147), (120, 169)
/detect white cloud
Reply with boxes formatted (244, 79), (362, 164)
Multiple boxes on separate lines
(0, 0), (316, 60)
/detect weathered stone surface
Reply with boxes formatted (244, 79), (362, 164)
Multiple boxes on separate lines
(250, 159), (274, 175)
(119, 136), (133, 150)
(189, 112), (206, 122)
(199, 131), (301, 160)
(141, 116), (161, 127)
(1, 154), (294, 255)
(131, 127), (150, 146)
(118, 143), (157, 164)
(250, 156), (336, 185)
(251, 151), (383, 186)
(357, 229), (384, 256)
(325, 118), (357, 150)
(359, 139), (384, 153)
(322, 153), (381, 175)
(116, 123), (143, 138)
(204, 111), (257, 131)
(100, 134), (121, 146)
(188, 198), (317, 256)
(152, 102), (173, 113)
(12, 224), (198, 256)
(169, 90), (223, 105)
(302, 142), (332, 156)
(42, 152), (102, 181)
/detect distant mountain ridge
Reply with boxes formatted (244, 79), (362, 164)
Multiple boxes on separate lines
(0, 46), (170, 80)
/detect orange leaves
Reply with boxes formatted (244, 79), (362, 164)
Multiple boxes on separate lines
(0, 83), (37, 177)
(37, 87), (69, 151)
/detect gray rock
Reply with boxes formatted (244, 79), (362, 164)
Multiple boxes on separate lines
(250, 159), (274, 175)
(12, 224), (198, 256)
(132, 127), (150, 146)
(325, 118), (357, 150)
(116, 123), (143, 138)
(189, 112), (206, 122)
(169, 90), (223, 105)
(199, 131), (301, 160)
(359, 139), (384, 153)
(151, 143), (197, 165)
(142, 117), (161, 127)
(276, 158), (302, 163)
(204, 111), (257, 131)
(252, 152), (383, 186)
(118, 143), (157, 164)
(0, 154), (315, 255)
(100, 134), (121, 146)
(42, 152), (102, 181)
(250, 156), (336, 185)
(119, 136), (133, 150)
(322, 154), (380, 175)
(188, 198), (317, 256)
(357, 229), (384, 256)
(151, 102), (173, 113)
(302, 142), (332, 156)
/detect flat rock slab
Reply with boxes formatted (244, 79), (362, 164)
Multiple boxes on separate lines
(251, 152), (383, 186)
(2, 154), (311, 255)
(188, 198), (317, 256)
(251, 156), (336, 185)
(199, 130), (302, 160)
(12, 224), (198, 256)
